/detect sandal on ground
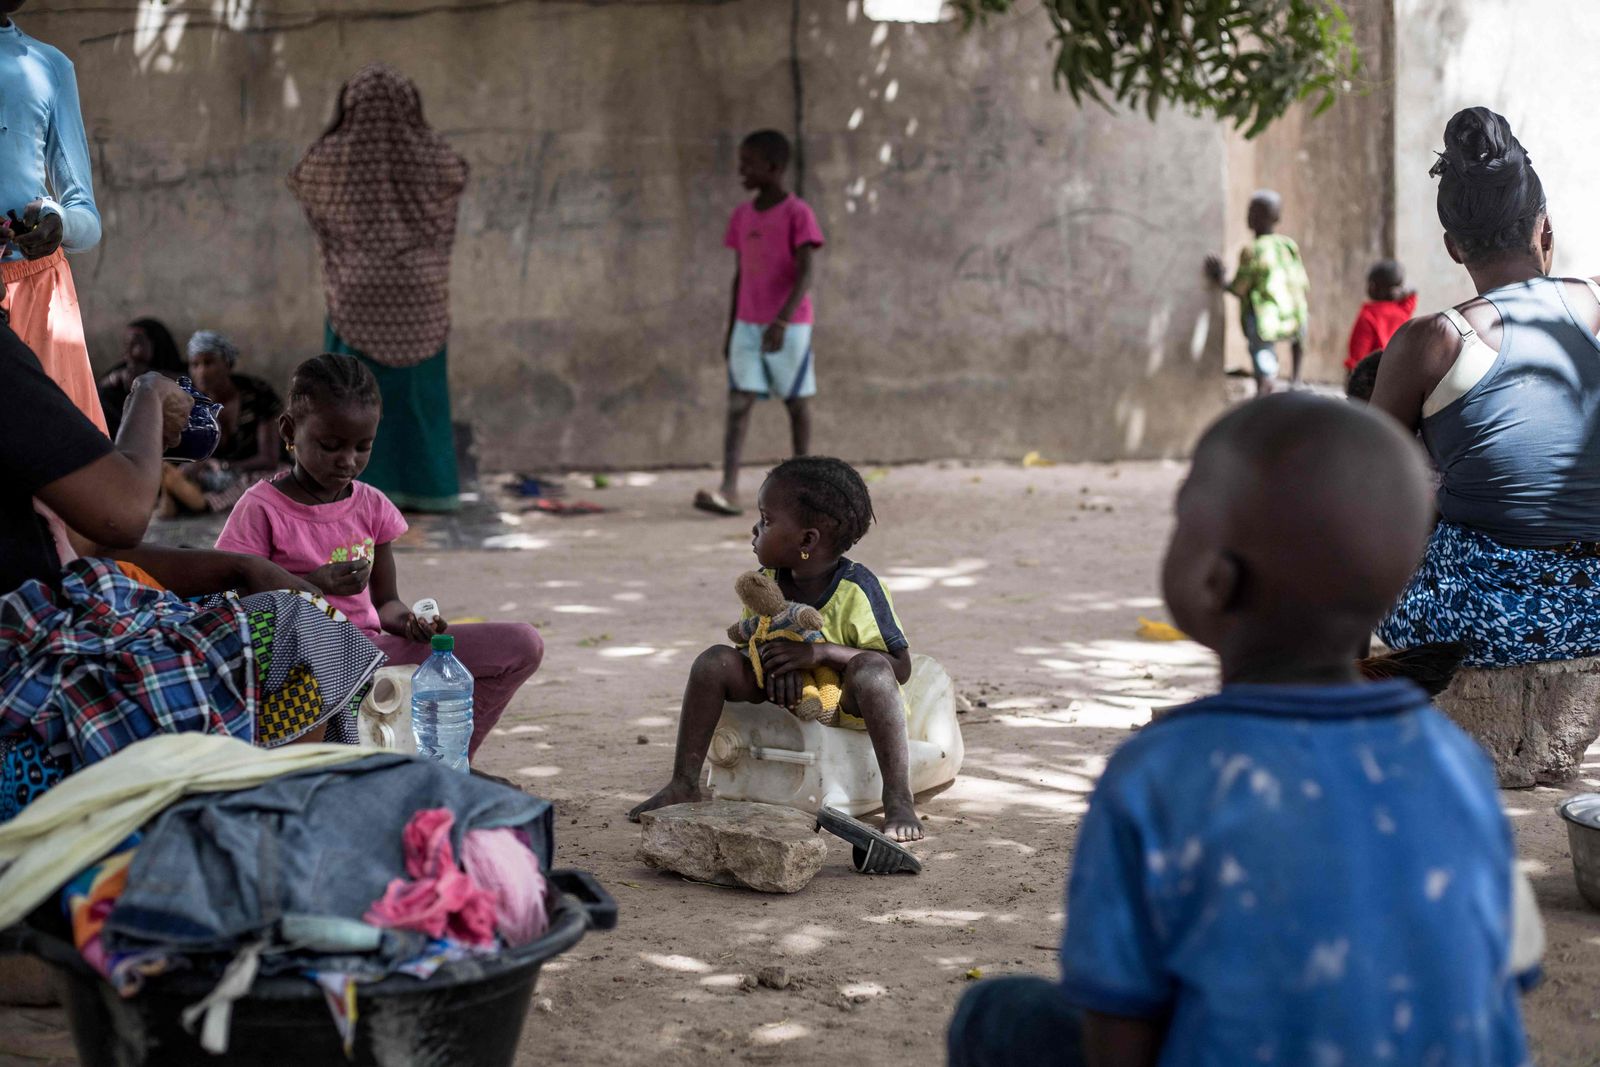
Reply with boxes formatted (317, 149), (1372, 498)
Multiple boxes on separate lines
(693, 489), (743, 517)
(816, 805), (922, 875)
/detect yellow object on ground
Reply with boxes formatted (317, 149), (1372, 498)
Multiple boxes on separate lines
(1021, 451), (1055, 468)
(1136, 617), (1189, 642)
(0, 734), (370, 931)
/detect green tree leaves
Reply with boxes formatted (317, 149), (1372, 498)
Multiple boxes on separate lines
(954, 0), (1359, 137)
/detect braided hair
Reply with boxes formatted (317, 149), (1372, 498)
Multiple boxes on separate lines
(288, 352), (381, 418)
(1431, 107), (1546, 262)
(767, 456), (876, 552)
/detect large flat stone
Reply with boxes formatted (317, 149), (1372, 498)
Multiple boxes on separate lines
(638, 801), (828, 894)
(1435, 658), (1600, 788)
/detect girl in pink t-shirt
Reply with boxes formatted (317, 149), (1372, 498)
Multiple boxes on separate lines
(216, 355), (542, 756)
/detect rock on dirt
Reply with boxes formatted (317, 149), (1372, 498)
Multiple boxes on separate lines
(755, 966), (792, 990)
(637, 801), (828, 893)
(1435, 657), (1600, 787)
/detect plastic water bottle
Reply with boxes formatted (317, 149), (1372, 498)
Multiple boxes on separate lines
(412, 634), (474, 772)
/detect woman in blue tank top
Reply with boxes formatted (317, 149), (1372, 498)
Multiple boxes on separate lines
(1373, 107), (1600, 666)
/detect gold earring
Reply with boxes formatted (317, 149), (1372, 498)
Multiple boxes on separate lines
(801, 550), (810, 560)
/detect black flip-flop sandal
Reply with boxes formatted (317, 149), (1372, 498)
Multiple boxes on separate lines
(816, 805), (922, 875)
(693, 489), (743, 517)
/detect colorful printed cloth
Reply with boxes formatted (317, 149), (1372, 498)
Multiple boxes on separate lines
(61, 835), (138, 983)
(1379, 520), (1600, 667)
(246, 590), (382, 747)
(0, 558), (255, 765)
(286, 64), (467, 368)
(60, 832), (188, 996)
(1230, 233), (1310, 343)
(0, 734), (65, 822)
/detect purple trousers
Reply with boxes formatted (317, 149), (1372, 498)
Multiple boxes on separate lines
(369, 622), (544, 757)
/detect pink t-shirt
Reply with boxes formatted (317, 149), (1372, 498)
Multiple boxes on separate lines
(215, 479), (408, 634)
(723, 195), (825, 325)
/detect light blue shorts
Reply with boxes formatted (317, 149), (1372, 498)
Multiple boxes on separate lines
(728, 320), (816, 400)
(1242, 310), (1281, 378)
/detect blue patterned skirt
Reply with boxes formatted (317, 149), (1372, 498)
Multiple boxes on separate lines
(1379, 521), (1600, 667)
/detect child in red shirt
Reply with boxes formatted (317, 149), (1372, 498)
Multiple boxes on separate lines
(1346, 259), (1417, 371)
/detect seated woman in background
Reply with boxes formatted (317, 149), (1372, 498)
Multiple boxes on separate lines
(160, 330), (287, 516)
(1373, 107), (1600, 667)
(97, 318), (184, 436)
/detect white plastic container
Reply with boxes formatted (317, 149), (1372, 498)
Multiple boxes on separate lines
(705, 654), (964, 816)
(357, 667), (418, 754)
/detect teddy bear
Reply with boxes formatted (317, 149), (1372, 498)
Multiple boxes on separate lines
(727, 570), (845, 725)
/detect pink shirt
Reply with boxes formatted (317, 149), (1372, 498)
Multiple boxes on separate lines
(215, 479), (408, 634)
(724, 195), (825, 325)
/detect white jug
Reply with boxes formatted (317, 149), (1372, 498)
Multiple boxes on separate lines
(706, 654), (963, 816)
(357, 667), (418, 753)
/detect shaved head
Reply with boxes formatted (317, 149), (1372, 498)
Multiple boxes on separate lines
(1162, 395), (1433, 669)
(1249, 189), (1282, 215)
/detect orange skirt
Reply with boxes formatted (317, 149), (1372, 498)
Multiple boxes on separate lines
(2, 250), (106, 434)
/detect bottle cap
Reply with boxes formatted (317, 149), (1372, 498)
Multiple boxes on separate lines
(430, 634), (455, 652)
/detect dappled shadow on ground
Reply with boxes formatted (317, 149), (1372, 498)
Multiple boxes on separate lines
(53, 462), (1600, 1065)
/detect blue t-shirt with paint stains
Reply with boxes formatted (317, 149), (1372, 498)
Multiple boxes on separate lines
(1059, 680), (1531, 1067)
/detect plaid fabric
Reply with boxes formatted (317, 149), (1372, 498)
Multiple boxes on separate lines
(0, 558), (255, 767)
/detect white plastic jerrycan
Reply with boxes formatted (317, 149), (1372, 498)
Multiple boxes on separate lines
(357, 666), (418, 754)
(706, 654), (964, 816)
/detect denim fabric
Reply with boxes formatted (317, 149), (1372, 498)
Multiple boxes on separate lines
(947, 975), (1086, 1067)
(102, 753), (552, 956)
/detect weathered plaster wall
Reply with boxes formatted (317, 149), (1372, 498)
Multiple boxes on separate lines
(1395, 0), (1600, 316)
(28, 0), (1232, 469)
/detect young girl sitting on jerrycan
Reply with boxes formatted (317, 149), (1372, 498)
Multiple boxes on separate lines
(629, 457), (922, 857)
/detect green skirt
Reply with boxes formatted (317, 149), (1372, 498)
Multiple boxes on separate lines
(324, 324), (460, 513)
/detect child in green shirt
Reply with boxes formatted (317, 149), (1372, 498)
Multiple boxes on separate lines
(1205, 190), (1311, 395)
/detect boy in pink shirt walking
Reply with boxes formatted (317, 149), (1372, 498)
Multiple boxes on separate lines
(694, 129), (825, 517)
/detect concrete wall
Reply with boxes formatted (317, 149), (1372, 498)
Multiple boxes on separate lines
(1394, 0), (1600, 315)
(28, 0), (1231, 470)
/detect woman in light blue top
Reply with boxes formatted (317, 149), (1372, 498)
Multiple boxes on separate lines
(1374, 107), (1600, 666)
(0, 2), (100, 261)
(0, 1), (107, 435)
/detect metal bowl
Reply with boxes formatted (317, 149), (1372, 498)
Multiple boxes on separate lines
(1557, 794), (1600, 910)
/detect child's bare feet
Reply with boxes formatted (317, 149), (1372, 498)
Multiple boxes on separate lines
(882, 796), (924, 842)
(627, 779), (703, 823)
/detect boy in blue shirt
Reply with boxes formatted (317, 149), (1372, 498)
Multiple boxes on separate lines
(949, 394), (1541, 1067)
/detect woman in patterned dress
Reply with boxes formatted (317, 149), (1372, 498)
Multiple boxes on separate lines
(288, 64), (469, 514)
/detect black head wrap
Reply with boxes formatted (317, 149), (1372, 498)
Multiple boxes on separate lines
(1431, 107), (1545, 260)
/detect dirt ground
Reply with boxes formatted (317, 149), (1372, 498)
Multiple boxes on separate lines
(4, 461), (1598, 1066)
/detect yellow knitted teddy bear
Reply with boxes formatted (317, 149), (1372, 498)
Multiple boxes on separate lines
(727, 571), (845, 725)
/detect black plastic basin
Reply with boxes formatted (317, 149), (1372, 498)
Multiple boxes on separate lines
(1, 868), (616, 1067)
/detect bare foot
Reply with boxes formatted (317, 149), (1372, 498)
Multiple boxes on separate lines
(627, 780), (703, 823)
(882, 797), (924, 842)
